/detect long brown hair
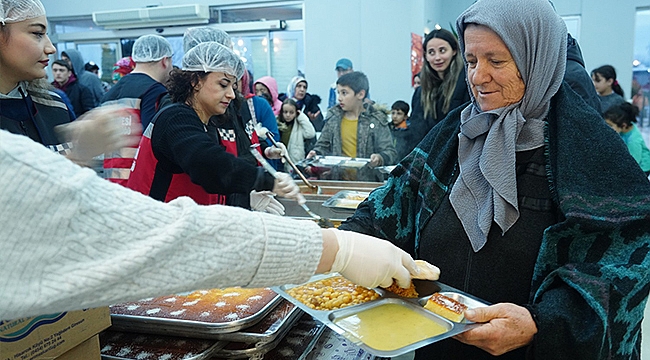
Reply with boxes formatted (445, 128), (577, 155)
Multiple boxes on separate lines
(420, 29), (464, 120)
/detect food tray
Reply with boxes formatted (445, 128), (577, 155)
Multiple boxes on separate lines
(109, 288), (282, 339)
(321, 191), (370, 211)
(214, 300), (302, 345)
(273, 274), (489, 358)
(99, 330), (226, 360)
(262, 313), (326, 360)
(211, 311), (302, 359)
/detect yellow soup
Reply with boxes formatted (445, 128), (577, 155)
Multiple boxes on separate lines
(333, 303), (449, 351)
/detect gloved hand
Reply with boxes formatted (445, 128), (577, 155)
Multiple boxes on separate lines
(250, 190), (285, 215)
(271, 172), (305, 205)
(328, 229), (420, 288)
(264, 142), (287, 160)
(254, 123), (270, 140)
(56, 105), (142, 164)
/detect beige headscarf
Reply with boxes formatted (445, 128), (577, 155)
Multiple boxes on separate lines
(451, 0), (567, 252)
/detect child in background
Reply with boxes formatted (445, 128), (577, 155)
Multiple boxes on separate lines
(603, 102), (650, 176)
(390, 100), (412, 161)
(591, 65), (625, 112)
(277, 98), (316, 172)
(307, 71), (396, 168)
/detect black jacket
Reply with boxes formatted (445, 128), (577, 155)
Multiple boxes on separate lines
(564, 34), (602, 114)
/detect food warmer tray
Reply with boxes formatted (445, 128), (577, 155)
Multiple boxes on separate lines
(214, 300), (302, 346)
(321, 190), (370, 211)
(109, 288), (282, 339)
(305, 328), (375, 360)
(272, 274), (489, 358)
(100, 330), (226, 360)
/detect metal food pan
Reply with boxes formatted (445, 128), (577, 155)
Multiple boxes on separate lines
(100, 330), (226, 360)
(262, 313), (326, 360)
(214, 300), (302, 345)
(273, 274), (489, 358)
(211, 311), (298, 359)
(109, 290), (283, 339)
(322, 191), (370, 211)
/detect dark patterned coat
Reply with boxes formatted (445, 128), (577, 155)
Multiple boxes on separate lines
(340, 83), (650, 359)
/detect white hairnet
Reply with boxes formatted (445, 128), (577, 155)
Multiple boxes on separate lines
(131, 34), (173, 63)
(182, 41), (245, 80)
(183, 26), (231, 52)
(0, 0), (45, 25)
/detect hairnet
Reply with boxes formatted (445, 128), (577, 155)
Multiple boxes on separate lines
(131, 34), (173, 63)
(182, 41), (245, 80)
(0, 0), (45, 25)
(183, 26), (231, 52)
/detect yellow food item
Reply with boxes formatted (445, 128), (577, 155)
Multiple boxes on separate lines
(287, 276), (379, 310)
(424, 293), (468, 322)
(334, 303), (449, 351)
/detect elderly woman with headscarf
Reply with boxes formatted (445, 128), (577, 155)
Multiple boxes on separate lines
(339, 0), (650, 358)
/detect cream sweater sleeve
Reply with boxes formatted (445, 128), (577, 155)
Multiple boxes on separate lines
(0, 130), (322, 320)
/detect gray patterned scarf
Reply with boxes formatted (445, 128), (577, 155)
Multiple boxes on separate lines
(450, 0), (567, 252)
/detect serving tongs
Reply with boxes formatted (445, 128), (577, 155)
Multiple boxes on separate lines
(265, 132), (322, 195)
(249, 145), (333, 227)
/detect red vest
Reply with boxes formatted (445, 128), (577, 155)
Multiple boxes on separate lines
(126, 116), (263, 205)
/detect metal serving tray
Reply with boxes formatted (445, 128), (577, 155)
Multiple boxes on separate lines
(273, 274), (489, 358)
(211, 312), (302, 359)
(100, 330), (226, 360)
(214, 300), (302, 346)
(109, 288), (282, 339)
(321, 191), (370, 211)
(262, 313), (326, 360)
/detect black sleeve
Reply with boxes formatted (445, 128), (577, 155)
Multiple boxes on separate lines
(152, 106), (274, 195)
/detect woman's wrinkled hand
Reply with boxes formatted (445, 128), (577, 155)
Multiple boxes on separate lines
(453, 303), (537, 356)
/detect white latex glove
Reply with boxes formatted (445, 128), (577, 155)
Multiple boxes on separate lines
(272, 172), (305, 205)
(254, 123), (270, 140)
(250, 190), (285, 215)
(55, 106), (141, 164)
(264, 142), (287, 160)
(328, 229), (419, 288)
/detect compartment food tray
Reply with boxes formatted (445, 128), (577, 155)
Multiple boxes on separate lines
(321, 191), (370, 211)
(273, 274), (489, 358)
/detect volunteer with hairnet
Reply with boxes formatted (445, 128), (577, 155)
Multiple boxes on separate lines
(101, 34), (173, 185)
(126, 42), (299, 213)
(0, 0), (128, 162)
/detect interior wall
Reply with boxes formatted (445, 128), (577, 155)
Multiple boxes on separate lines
(303, 0), (417, 111)
(40, 0), (650, 105)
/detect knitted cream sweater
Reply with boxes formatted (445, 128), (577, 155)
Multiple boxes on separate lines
(0, 130), (322, 320)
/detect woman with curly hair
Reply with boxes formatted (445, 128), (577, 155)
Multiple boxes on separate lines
(127, 41), (301, 214)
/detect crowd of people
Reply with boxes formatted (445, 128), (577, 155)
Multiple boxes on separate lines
(2, 0), (650, 359)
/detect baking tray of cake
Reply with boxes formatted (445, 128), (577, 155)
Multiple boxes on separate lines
(99, 330), (227, 360)
(109, 288), (282, 339)
(211, 310), (308, 359)
(321, 191), (370, 211)
(272, 274), (489, 358)
(262, 313), (326, 360)
(213, 300), (302, 345)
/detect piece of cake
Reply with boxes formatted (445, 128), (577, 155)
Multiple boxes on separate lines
(424, 293), (468, 322)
